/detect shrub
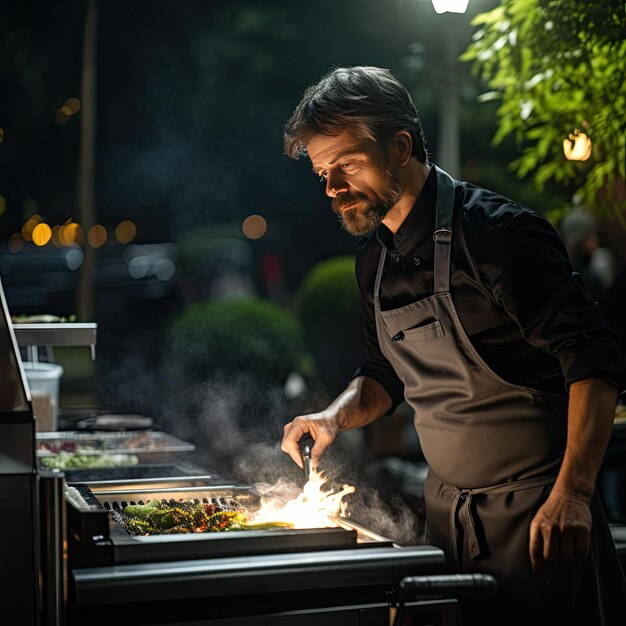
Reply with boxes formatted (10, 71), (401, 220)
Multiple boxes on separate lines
(167, 297), (309, 385)
(295, 256), (366, 394)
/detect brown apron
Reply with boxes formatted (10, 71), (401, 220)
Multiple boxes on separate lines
(374, 166), (626, 625)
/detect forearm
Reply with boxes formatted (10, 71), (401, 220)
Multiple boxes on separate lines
(553, 378), (618, 500)
(530, 378), (617, 570)
(328, 375), (393, 431)
(281, 375), (393, 467)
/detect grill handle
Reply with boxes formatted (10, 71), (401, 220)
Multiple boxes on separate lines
(398, 573), (497, 600)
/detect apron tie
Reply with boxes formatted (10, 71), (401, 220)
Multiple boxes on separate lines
(440, 471), (557, 567)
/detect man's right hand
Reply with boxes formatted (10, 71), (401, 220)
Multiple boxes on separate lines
(281, 412), (340, 469)
(281, 376), (392, 470)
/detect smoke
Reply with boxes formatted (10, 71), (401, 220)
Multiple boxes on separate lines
(343, 481), (423, 546)
(98, 350), (425, 546)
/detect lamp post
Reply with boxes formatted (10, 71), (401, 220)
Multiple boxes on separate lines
(431, 1), (469, 178)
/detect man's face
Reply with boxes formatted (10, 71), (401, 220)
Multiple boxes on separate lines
(306, 130), (403, 236)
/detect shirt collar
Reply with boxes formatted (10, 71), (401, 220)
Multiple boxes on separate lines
(376, 165), (437, 256)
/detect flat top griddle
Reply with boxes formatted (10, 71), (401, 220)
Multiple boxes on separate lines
(67, 481), (395, 565)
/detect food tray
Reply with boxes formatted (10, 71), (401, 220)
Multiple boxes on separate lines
(36, 430), (195, 464)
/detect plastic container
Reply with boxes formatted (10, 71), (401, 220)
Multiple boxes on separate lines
(23, 362), (64, 431)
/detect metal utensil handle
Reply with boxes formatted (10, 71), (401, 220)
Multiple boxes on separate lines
(399, 573), (497, 600)
(302, 444), (312, 481)
(299, 435), (314, 481)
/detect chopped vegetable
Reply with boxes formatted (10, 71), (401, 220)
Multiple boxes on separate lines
(122, 499), (161, 518)
(113, 499), (293, 536)
(41, 452), (139, 469)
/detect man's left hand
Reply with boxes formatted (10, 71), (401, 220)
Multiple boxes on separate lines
(528, 491), (592, 573)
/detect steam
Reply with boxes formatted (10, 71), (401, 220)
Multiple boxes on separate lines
(98, 350), (424, 546)
(344, 482), (422, 546)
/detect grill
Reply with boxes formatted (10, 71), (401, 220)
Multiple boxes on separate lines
(66, 481), (395, 567)
(0, 277), (497, 626)
(61, 477), (497, 626)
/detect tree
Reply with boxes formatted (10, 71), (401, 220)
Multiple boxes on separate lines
(462, 0), (626, 217)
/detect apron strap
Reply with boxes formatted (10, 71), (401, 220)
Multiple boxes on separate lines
(439, 471), (557, 565)
(375, 165), (456, 300)
(433, 166), (457, 294)
(373, 244), (387, 307)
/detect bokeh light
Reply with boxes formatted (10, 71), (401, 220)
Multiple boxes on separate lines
(32, 223), (52, 246)
(55, 109), (70, 125)
(65, 247), (84, 270)
(155, 258), (176, 281)
(115, 220), (137, 244)
(563, 130), (592, 161)
(242, 214), (267, 240)
(59, 222), (85, 246)
(21, 215), (42, 241)
(51, 225), (62, 248)
(87, 224), (107, 248)
(8, 233), (23, 253)
(65, 98), (81, 114)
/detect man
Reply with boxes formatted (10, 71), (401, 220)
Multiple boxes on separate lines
(280, 66), (626, 625)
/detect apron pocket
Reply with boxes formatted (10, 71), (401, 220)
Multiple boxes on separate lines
(403, 319), (444, 342)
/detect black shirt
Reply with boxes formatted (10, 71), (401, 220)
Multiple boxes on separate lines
(354, 167), (625, 410)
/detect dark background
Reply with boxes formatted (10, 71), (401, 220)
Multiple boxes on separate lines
(0, 0), (575, 402)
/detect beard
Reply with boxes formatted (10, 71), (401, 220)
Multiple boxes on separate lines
(332, 170), (403, 236)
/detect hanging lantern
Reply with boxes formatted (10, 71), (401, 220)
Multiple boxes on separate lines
(563, 129), (592, 161)
(431, 0), (469, 13)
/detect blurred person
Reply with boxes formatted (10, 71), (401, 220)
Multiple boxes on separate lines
(280, 66), (626, 626)
(560, 197), (614, 306)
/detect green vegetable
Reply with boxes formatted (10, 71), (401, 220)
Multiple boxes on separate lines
(205, 510), (245, 532)
(115, 500), (292, 537)
(123, 517), (154, 535)
(123, 499), (161, 519)
(41, 452), (139, 470)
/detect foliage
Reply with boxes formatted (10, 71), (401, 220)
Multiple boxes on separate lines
(167, 297), (309, 384)
(295, 256), (366, 394)
(296, 256), (362, 329)
(462, 0), (626, 217)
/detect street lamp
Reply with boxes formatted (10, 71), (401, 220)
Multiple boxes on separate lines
(432, 0), (469, 13)
(563, 129), (592, 161)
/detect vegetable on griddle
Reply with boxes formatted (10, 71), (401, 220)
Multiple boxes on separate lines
(114, 499), (292, 536)
(122, 499), (161, 518)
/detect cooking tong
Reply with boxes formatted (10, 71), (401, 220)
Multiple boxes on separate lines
(299, 436), (314, 482)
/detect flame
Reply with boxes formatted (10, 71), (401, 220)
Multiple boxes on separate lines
(250, 469), (355, 529)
